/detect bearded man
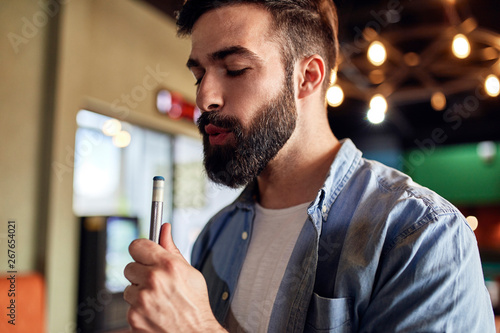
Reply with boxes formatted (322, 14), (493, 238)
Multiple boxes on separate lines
(123, 1), (495, 332)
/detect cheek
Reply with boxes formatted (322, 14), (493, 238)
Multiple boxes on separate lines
(227, 91), (264, 126)
(225, 74), (283, 123)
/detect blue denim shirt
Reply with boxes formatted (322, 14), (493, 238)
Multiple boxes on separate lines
(191, 139), (495, 332)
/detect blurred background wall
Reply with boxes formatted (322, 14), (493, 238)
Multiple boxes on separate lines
(1, 0), (198, 331)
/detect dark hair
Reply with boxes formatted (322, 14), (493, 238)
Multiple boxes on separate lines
(176, 0), (339, 91)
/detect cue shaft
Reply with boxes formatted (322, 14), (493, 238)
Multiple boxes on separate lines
(149, 176), (165, 243)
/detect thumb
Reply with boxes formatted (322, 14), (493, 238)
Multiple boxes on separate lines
(159, 223), (182, 257)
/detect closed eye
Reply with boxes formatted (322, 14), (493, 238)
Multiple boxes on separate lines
(194, 68), (250, 86)
(227, 68), (250, 77)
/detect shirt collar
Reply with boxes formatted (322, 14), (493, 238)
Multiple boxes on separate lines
(234, 180), (258, 210)
(309, 139), (363, 223)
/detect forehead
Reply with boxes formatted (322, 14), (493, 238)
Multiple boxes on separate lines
(190, 4), (279, 60)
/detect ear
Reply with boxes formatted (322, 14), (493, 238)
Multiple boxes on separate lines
(297, 55), (326, 100)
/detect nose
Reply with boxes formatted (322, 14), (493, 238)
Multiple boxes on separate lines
(196, 72), (224, 112)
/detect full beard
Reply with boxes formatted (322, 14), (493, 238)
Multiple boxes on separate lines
(197, 76), (297, 188)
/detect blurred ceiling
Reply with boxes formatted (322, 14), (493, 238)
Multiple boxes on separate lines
(142, 0), (500, 149)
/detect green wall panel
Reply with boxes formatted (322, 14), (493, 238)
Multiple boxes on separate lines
(404, 142), (500, 205)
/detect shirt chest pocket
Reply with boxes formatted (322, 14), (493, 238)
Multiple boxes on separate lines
(304, 293), (353, 333)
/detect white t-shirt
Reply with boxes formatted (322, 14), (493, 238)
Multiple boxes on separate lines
(225, 201), (310, 332)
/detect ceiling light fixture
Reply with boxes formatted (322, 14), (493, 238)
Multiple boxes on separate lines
(466, 216), (479, 231)
(369, 70), (385, 84)
(368, 41), (387, 66)
(431, 91), (447, 111)
(102, 119), (122, 136)
(112, 130), (132, 148)
(452, 34), (471, 59)
(367, 108), (386, 124)
(326, 85), (344, 107)
(485, 74), (500, 97)
(370, 94), (388, 113)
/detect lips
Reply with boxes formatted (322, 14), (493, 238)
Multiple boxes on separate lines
(204, 124), (233, 145)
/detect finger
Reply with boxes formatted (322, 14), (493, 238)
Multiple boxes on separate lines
(124, 262), (149, 285)
(125, 288), (160, 332)
(159, 223), (182, 257)
(123, 284), (138, 305)
(128, 238), (164, 265)
(127, 306), (152, 332)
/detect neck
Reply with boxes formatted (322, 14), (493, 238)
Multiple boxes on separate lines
(257, 104), (340, 209)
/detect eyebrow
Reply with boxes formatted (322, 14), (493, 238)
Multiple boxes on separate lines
(186, 45), (262, 69)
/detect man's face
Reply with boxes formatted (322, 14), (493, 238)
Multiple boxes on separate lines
(188, 4), (297, 188)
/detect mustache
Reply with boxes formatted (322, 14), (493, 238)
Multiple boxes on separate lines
(196, 111), (240, 135)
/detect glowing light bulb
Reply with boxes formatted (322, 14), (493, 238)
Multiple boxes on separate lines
(369, 94), (388, 113)
(431, 91), (447, 111)
(485, 74), (500, 97)
(452, 34), (471, 59)
(368, 41), (387, 66)
(102, 119), (122, 136)
(466, 216), (478, 231)
(369, 70), (385, 84)
(367, 108), (386, 124)
(326, 85), (344, 107)
(112, 130), (131, 148)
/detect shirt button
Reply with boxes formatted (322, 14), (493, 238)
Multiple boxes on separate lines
(241, 231), (248, 240)
(222, 291), (229, 301)
(322, 205), (327, 213)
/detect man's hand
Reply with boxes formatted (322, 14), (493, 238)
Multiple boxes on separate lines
(123, 223), (225, 332)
